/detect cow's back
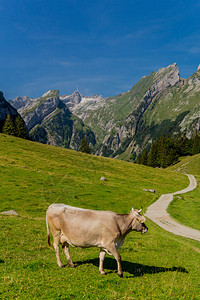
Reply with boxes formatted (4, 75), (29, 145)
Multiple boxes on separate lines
(46, 204), (120, 248)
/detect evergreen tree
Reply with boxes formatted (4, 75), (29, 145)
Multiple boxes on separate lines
(175, 133), (190, 156)
(164, 135), (179, 167)
(140, 148), (148, 165)
(157, 135), (167, 168)
(79, 137), (91, 154)
(147, 142), (158, 167)
(191, 131), (200, 155)
(2, 114), (17, 136)
(14, 115), (28, 139)
(136, 153), (142, 164)
(138, 131), (200, 169)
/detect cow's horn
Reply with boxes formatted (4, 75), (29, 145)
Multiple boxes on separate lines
(138, 207), (143, 213)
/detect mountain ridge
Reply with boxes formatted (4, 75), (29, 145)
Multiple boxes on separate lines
(8, 63), (200, 159)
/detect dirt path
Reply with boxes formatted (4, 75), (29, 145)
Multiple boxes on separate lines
(145, 174), (200, 242)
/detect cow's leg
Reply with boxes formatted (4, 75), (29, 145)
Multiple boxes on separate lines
(62, 243), (75, 268)
(99, 249), (106, 275)
(107, 244), (123, 277)
(53, 232), (63, 268)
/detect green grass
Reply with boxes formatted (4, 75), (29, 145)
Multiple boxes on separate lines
(0, 134), (200, 299)
(167, 154), (200, 231)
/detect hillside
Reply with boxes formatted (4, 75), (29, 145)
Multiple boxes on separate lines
(0, 133), (189, 216)
(0, 134), (199, 299)
(167, 154), (200, 230)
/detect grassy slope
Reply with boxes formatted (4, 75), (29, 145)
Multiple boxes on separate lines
(167, 154), (200, 231)
(0, 134), (199, 299)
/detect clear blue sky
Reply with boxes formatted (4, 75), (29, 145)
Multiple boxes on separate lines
(1, 0), (200, 99)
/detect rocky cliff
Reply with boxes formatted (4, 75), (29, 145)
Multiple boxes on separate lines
(9, 95), (33, 112)
(13, 90), (96, 150)
(60, 91), (82, 110)
(97, 63), (182, 157)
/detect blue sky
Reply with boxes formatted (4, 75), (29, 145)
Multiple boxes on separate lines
(1, 0), (200, 99)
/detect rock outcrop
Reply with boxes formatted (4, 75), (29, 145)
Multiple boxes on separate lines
(1, 210), (18, 216)
(23, 96), (60, 131)
(9, 96), (33, 112)
(60, 91), (82, 110)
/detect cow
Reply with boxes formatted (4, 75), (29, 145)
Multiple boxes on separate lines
(46, 204), (148, 277)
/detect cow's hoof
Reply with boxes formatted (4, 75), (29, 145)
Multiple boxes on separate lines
(69, 264), (75, 268)
(118, 273), (123, 278)
(100, 271), (106, 275)
(58, 264), (64, 268)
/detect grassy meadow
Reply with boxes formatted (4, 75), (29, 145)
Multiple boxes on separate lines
(168, 154), (200, 231)
(0, 134), (200, 299)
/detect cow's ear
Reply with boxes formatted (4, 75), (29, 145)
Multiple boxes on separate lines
(131, 207), (134, 211)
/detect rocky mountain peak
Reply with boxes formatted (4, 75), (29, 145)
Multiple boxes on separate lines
(72, 91), (82, 104)
(155, 63), (180, 86)
(197, 64), (200, 71)
(9, 95), (32, 111)
(60, 90), (82, 108)
(141, 63), (180, 107)
(42, 90), (59, 98)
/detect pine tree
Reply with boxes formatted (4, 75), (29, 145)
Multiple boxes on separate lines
(157, 135), (167, 168)
(2, 114), (17, 136)
(140, 148), (148, 165)
(79, 137), (91, 154)
(14, 115), (28, 139)
(191, 131), (200, 155)
(136, 153), (142, 164)
(175, 133), (190, 156)
(147, 142), (158, 167)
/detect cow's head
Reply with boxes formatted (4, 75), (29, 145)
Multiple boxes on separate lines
(130, 207), (148, 234)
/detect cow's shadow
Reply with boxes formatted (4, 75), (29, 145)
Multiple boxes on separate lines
(74, 257), (188, 277)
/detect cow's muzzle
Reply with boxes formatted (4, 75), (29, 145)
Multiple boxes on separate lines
(141, 224), (148, 234)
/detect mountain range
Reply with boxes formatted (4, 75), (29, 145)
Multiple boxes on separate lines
(6, 63), (200, 160)
(9, 90), (96, 150)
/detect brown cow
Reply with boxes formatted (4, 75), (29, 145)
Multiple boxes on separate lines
(46, 204), (148, 277)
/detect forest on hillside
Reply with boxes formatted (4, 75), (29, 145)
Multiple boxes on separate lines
(0, 114), (28, 139)
(136, 132), (200, 168)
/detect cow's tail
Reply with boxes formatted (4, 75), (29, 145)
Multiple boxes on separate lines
(46, 214), (51, 247)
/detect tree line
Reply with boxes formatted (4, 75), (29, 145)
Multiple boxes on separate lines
(1, 114), (92, 154)
(136, 132), (200, 168)
(0, 114), (28, 139)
